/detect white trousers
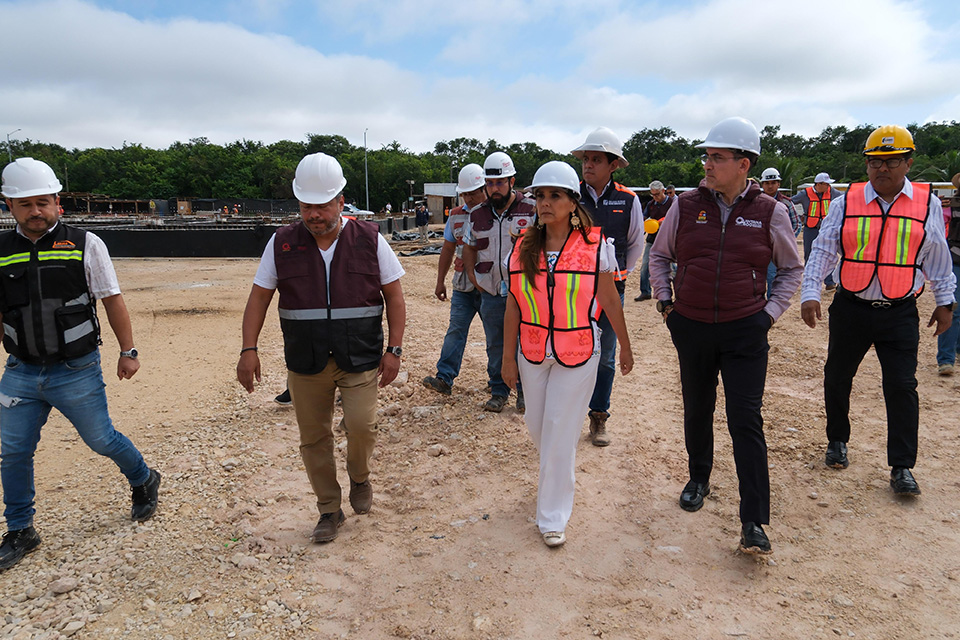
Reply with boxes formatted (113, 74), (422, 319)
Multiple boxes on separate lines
(518, 354), (600, 533)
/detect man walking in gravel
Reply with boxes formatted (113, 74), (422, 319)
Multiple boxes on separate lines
(0, 158), (160, 571)
(237, 152), (406, 544)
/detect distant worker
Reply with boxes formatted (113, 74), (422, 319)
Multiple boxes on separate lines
(759, 167), (802, 296)
(801, 125), (956, 496)
(462, 152), (536, 412)
(665, 184), (676, 199)
(423, 164), (488, 396)
(936, 171), (960, 376)
(502, 161), (633, 547)
(571, 127), (643, 445)
(650, 117), (803, 555)
(635, 180), (674, 302)
(793, 172), (843, 291)
(415, 204), (430, 242)
(237, 152), (406, 543)
(0, 158), (160, 571)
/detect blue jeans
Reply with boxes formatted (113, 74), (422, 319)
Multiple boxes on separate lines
(936, 263), (960, 366)
(434, 289), (483, 386)
(638, 242), (653, 297)
(803, 226), (834, 287)
(0, 351), (149, 530)
(766, 262), (777, 299)
(479, 290), (515, 397)
(589, 292), (625, 413)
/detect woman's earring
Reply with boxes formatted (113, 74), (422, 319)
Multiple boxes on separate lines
(571, 213), (581, 228)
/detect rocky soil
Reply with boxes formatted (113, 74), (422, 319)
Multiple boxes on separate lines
(1, 242), (959, 639)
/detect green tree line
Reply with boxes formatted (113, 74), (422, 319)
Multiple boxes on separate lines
(5, 121), (959, 209)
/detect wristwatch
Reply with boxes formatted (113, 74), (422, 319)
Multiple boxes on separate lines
(120, 348), (139, 360)
(940, 301), (958, 312)
(656, 299), (674, 314)
(385, 346), (403, 357)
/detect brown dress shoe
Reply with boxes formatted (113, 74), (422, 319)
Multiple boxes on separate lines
(588, 411), (611, 447)
(350, 479), (373, 514)
(311, 510), (345, 543)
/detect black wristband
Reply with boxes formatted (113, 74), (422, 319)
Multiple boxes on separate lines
(240, 347), (258, 354)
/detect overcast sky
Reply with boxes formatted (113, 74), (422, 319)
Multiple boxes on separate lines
(3, 0), (958, 156)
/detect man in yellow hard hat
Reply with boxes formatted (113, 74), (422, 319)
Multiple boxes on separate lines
(635, 180), (674, 302)
(800, 125), (956, 496)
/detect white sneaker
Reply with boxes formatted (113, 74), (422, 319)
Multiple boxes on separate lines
(542, 531), (565, 547)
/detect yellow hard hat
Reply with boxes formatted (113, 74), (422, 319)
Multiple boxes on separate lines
(644, 218), (660, 234)
(863, 125), (915, 156)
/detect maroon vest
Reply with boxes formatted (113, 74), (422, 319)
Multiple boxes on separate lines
(673, 181), (774, 323)
(274, 219), (384, 374)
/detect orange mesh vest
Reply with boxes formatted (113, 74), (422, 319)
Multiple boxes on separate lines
(508, 227), (602, 367)
(838, 182), (931, 300)
(804, 186), (832, 228)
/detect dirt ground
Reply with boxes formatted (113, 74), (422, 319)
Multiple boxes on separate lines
(1, 238), (959, 639)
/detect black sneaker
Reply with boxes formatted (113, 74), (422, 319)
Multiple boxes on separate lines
(275, 389), (292, 405)
(483, 395), (508, 413)
(0, 527), (41, 571)
(131, 468), (161, 522)
(739, 522), (773, 555)
(421, 376), (452, 395)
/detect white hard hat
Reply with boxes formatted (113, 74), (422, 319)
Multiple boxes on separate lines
(814, 172), (835, 184)
(570, 127), (629, 167)
(695, 117), (761, 156)
(760, 167), (782, 182)
(1, 158), (63, 199)
(456, 164), (485, 193)
(483, 151), (516, 179)
(526, 161), (581, 198)
(292, 153), (347, 204)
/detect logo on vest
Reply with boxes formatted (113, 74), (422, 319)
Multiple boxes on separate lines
(516, 218), (529, 228)
(735, 216), (763, 229)
(281, 242), (291, 252)
(52, 240), (76, 249)
(696, 211), (708, 224)
(603, 199), (627, 207)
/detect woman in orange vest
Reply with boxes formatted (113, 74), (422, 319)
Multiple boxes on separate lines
(502, 161), (633, 548)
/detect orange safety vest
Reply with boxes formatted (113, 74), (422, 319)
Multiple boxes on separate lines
(508, 228), (602, 367)
(838, 182), (931, 300)
(804, 186), (832, 228)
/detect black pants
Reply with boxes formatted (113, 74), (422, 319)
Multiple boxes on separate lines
(824, 293), (919, 468)
(666, 309), (771, 524)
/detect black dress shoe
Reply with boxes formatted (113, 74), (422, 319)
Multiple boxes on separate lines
(739, 522), (773, 555)
(825, 441), (849, 469)
(890, 467), (921, 496)
(634, 293), (652, 302)
(679, 480), (710, 512)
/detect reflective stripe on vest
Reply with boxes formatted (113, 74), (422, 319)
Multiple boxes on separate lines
(838, 182), (930, 300)
(508, 228), (601, 367)
(804, 186), (831, 228)
(278, 305), (384, 320)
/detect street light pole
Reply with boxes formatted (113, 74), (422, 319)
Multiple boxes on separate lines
(6, 128), (22, 164)
(364, 128), (370, 212)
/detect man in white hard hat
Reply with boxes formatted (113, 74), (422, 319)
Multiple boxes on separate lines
(759, 168), (802, 296)
(793, 172), (843, 291)
(422, 164), (488, 396)
(461, 151), (536, 413)
(237, 152), (406, 544)
(801, 125), (955, 496)
(570, 127), (643, 446)
(649, 117), (803, 555)
(635, 180), (673, 302)
(0, 158), (160, 571)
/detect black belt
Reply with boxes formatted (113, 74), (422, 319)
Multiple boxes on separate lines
(837, 288), (915, 309)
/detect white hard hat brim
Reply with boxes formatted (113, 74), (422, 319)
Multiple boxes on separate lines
(293, 176), (347, 204)
(1, 184), (63, 198)
(570, 144), (630, 167)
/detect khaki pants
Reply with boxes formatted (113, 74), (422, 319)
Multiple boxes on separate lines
(288, 362), (379, 514)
